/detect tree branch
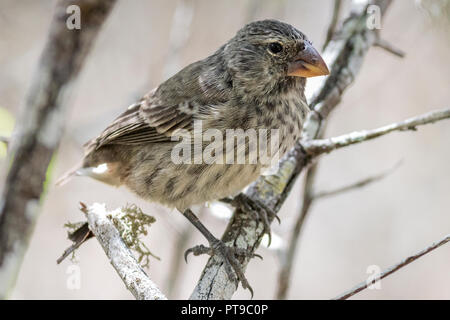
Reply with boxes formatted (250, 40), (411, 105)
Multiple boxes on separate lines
(374, 37), (406, 58)
(276, 161), (318, 299)
(56, 222), (93, 264)
(313, 160), (402, 199)
(191, 0), (394, 300)
(0, 0), (116, 298)
(323, 0), (343, 49)
(302, 108), (450, 156)
(80, 203), (167, 300)
(335, 234), (450, 300)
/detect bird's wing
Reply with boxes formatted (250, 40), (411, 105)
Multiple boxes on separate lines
(84, 93), (192, 152)
(84, 60), (231, 153)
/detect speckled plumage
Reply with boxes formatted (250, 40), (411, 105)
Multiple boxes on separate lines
(60, 20), (316, 211)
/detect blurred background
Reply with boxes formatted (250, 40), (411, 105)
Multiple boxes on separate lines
(0, 0), (449, 299)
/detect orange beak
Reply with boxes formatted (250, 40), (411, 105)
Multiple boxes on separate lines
(287, 42), (329, 78)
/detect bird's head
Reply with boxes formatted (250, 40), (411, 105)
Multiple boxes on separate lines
(222, 19), (329, 99)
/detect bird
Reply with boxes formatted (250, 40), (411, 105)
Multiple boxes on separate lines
(57, 19), (329, 294)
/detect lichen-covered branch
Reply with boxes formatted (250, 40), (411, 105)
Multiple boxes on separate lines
(191, 0), (394, 300)
(0, 0), (116, 298)
(335, 234), (450, 300)
(303, 108), (450, 156)
(80, 203), (166, 300)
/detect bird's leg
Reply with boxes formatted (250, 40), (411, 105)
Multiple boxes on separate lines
(182, 208), (260, 296)
(223, 193), (280, 247)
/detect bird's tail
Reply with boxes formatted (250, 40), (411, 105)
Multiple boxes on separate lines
(55, 161), (83, 186)
(56, 139), (99, 186)
(56, 161), (121, 187)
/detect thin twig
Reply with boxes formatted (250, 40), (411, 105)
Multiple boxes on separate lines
(56, 222), (92, 264)
(276, 162), (318, 299)
(323, 0), (343, 49)
(303, 108), (450, 156)
(374, 38), (406, 58)
(314, 160), (402, 199)
(335, 234), (450, 300)
(80, 203), (167, 300)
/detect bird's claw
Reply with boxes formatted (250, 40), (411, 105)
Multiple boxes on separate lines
(184, 239), (259, 297)
(184, 244), (212, 262)
(228, 193), (280, 247)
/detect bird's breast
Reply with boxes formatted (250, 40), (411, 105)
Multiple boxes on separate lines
(256, 93), (308, 158)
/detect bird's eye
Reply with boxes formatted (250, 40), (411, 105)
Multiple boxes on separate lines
(299, 42), (306, 51)
(268, 42), (283, 54)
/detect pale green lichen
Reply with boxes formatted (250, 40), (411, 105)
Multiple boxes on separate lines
(63, 204), (158, 268)
(64, 221), (86, 231)
(108, 204), (159, 268)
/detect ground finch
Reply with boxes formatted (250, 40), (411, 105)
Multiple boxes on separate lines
(57, 19), (329, 293)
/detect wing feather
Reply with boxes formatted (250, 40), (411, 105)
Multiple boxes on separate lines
(83, 91), (194, 153)
(83, 59), (232, 154)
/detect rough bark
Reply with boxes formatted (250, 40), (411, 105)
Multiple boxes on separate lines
(82, 203), (166, 300)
